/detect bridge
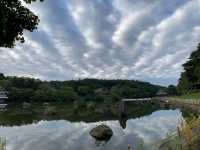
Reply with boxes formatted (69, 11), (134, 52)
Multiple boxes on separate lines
(122, 98), (152, 102)
(120, 98), (154, 120)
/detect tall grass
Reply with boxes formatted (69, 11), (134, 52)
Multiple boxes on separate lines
(179, 116), (200, 150)
(0, 138), (6, 150)
(158, 116), (200, 150)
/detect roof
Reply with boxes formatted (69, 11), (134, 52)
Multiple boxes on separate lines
(156, 90), (167, 96)
(0, 88), (8, 99)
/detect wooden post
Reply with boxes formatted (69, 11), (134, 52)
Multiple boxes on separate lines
(120, 101), (127, 116)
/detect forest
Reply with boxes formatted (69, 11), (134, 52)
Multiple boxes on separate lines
(0, 74), (165, 103)
(178, 43), (200, 94)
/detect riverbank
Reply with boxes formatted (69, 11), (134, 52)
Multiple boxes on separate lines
(158, 115), (200, 150)
(158, 96), (200, 113)
(157, 95), (200, 150)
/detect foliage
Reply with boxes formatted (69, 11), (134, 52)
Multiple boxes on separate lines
(158, 116), (200, 150)
(0, 0), (43, 48)
(178, 43), (200, 94)
(167, 85), (177, 96)
(179, 92), (200, 101)
(0, 74), (162, 103)
(178, 116), (200, 150)
(177, 72), (191, 94)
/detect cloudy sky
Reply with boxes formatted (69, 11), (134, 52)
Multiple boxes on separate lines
(1, 0), (200, 86)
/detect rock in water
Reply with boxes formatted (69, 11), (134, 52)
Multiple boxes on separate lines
(90, 124), (113, 141)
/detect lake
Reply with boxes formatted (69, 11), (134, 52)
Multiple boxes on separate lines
(0, 106), (184, 150)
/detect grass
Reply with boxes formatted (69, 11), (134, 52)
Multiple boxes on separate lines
(180, 92), (200, 101)
(170, 92), (200, 105)
(158, 116), (200, 150)
(0, 138), (6, 150)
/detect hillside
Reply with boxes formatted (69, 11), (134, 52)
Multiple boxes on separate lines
(0, 73), (164, 103)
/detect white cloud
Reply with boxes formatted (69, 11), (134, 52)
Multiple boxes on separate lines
(0, 0), (200, 85)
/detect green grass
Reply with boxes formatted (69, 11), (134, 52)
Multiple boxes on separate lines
(180, 92), (200, 100)
(173, 92), (200, 104)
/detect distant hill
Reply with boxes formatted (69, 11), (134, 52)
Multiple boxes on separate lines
(0, 73), (165, 103)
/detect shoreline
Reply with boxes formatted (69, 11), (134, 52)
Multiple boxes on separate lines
(157, 97), (200, 113)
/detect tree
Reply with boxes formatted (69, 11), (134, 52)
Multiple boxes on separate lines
(0, 73), (5, 80)
(177, 72), (191, 94)
(0, 0), (43, 48)
(167, 85), (177, 95)
(178, 43), (200, 93)
(78, 86), (93, 96)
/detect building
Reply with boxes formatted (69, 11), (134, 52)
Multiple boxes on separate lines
(0, 87), (8, 103)
(156, 89), (168, 97)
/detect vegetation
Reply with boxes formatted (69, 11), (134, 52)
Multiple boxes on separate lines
(179, 92), (200, 101)
(167, 85), (177, 96)
(0, 138), (6, 150)
(0, 73), (164, 103)
(158, 116), (200, 150)
(178, 43), (200, 94)
(0, 0), (43, 48)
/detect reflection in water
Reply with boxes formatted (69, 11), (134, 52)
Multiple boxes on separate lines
(119, 113), (128, 129)
(0, 109), (183, 150)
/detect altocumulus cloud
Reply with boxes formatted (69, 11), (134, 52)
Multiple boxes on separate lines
(1, 0), (200, 85)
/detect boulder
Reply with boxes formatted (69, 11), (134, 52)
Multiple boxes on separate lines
(90, 124), (113, 141)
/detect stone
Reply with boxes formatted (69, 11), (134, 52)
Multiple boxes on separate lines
(90, 124), (113, 141)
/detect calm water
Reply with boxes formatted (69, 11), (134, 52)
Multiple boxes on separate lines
(0, 109), (183, 150)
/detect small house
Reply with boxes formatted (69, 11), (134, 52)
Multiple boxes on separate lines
(156, 89), (168, 97)
(0, 87), (8, 104)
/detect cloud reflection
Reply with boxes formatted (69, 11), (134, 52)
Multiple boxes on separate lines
(0, 109), (183, 150)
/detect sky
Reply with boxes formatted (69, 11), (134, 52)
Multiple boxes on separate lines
(1, 0), (200, 86)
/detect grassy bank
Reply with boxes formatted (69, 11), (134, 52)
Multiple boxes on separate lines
(166, 92), (200, 105)
(180, 92), (200, 100)
(158, 115), (200, 150)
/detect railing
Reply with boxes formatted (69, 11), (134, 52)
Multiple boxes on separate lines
(122, 98), (152, 102)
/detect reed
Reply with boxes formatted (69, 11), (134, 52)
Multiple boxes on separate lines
(0, 138), (6, 150)
(157, 116), (200, 150)
(179, 116), (200, 150)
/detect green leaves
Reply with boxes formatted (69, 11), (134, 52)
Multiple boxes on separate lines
(0, 0), (42, 48)
(178, 43), (200, 93)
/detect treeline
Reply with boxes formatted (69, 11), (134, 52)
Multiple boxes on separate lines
(178, 43), (200, 94)
(0, 74), (163, 103)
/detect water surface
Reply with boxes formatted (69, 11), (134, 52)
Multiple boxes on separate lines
(0, 109), (183, 150)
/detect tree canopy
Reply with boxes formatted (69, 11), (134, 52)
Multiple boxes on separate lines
(0, 0), (43, 48)
(178, 43), (200, 93)
(0, 74), (164, 103)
